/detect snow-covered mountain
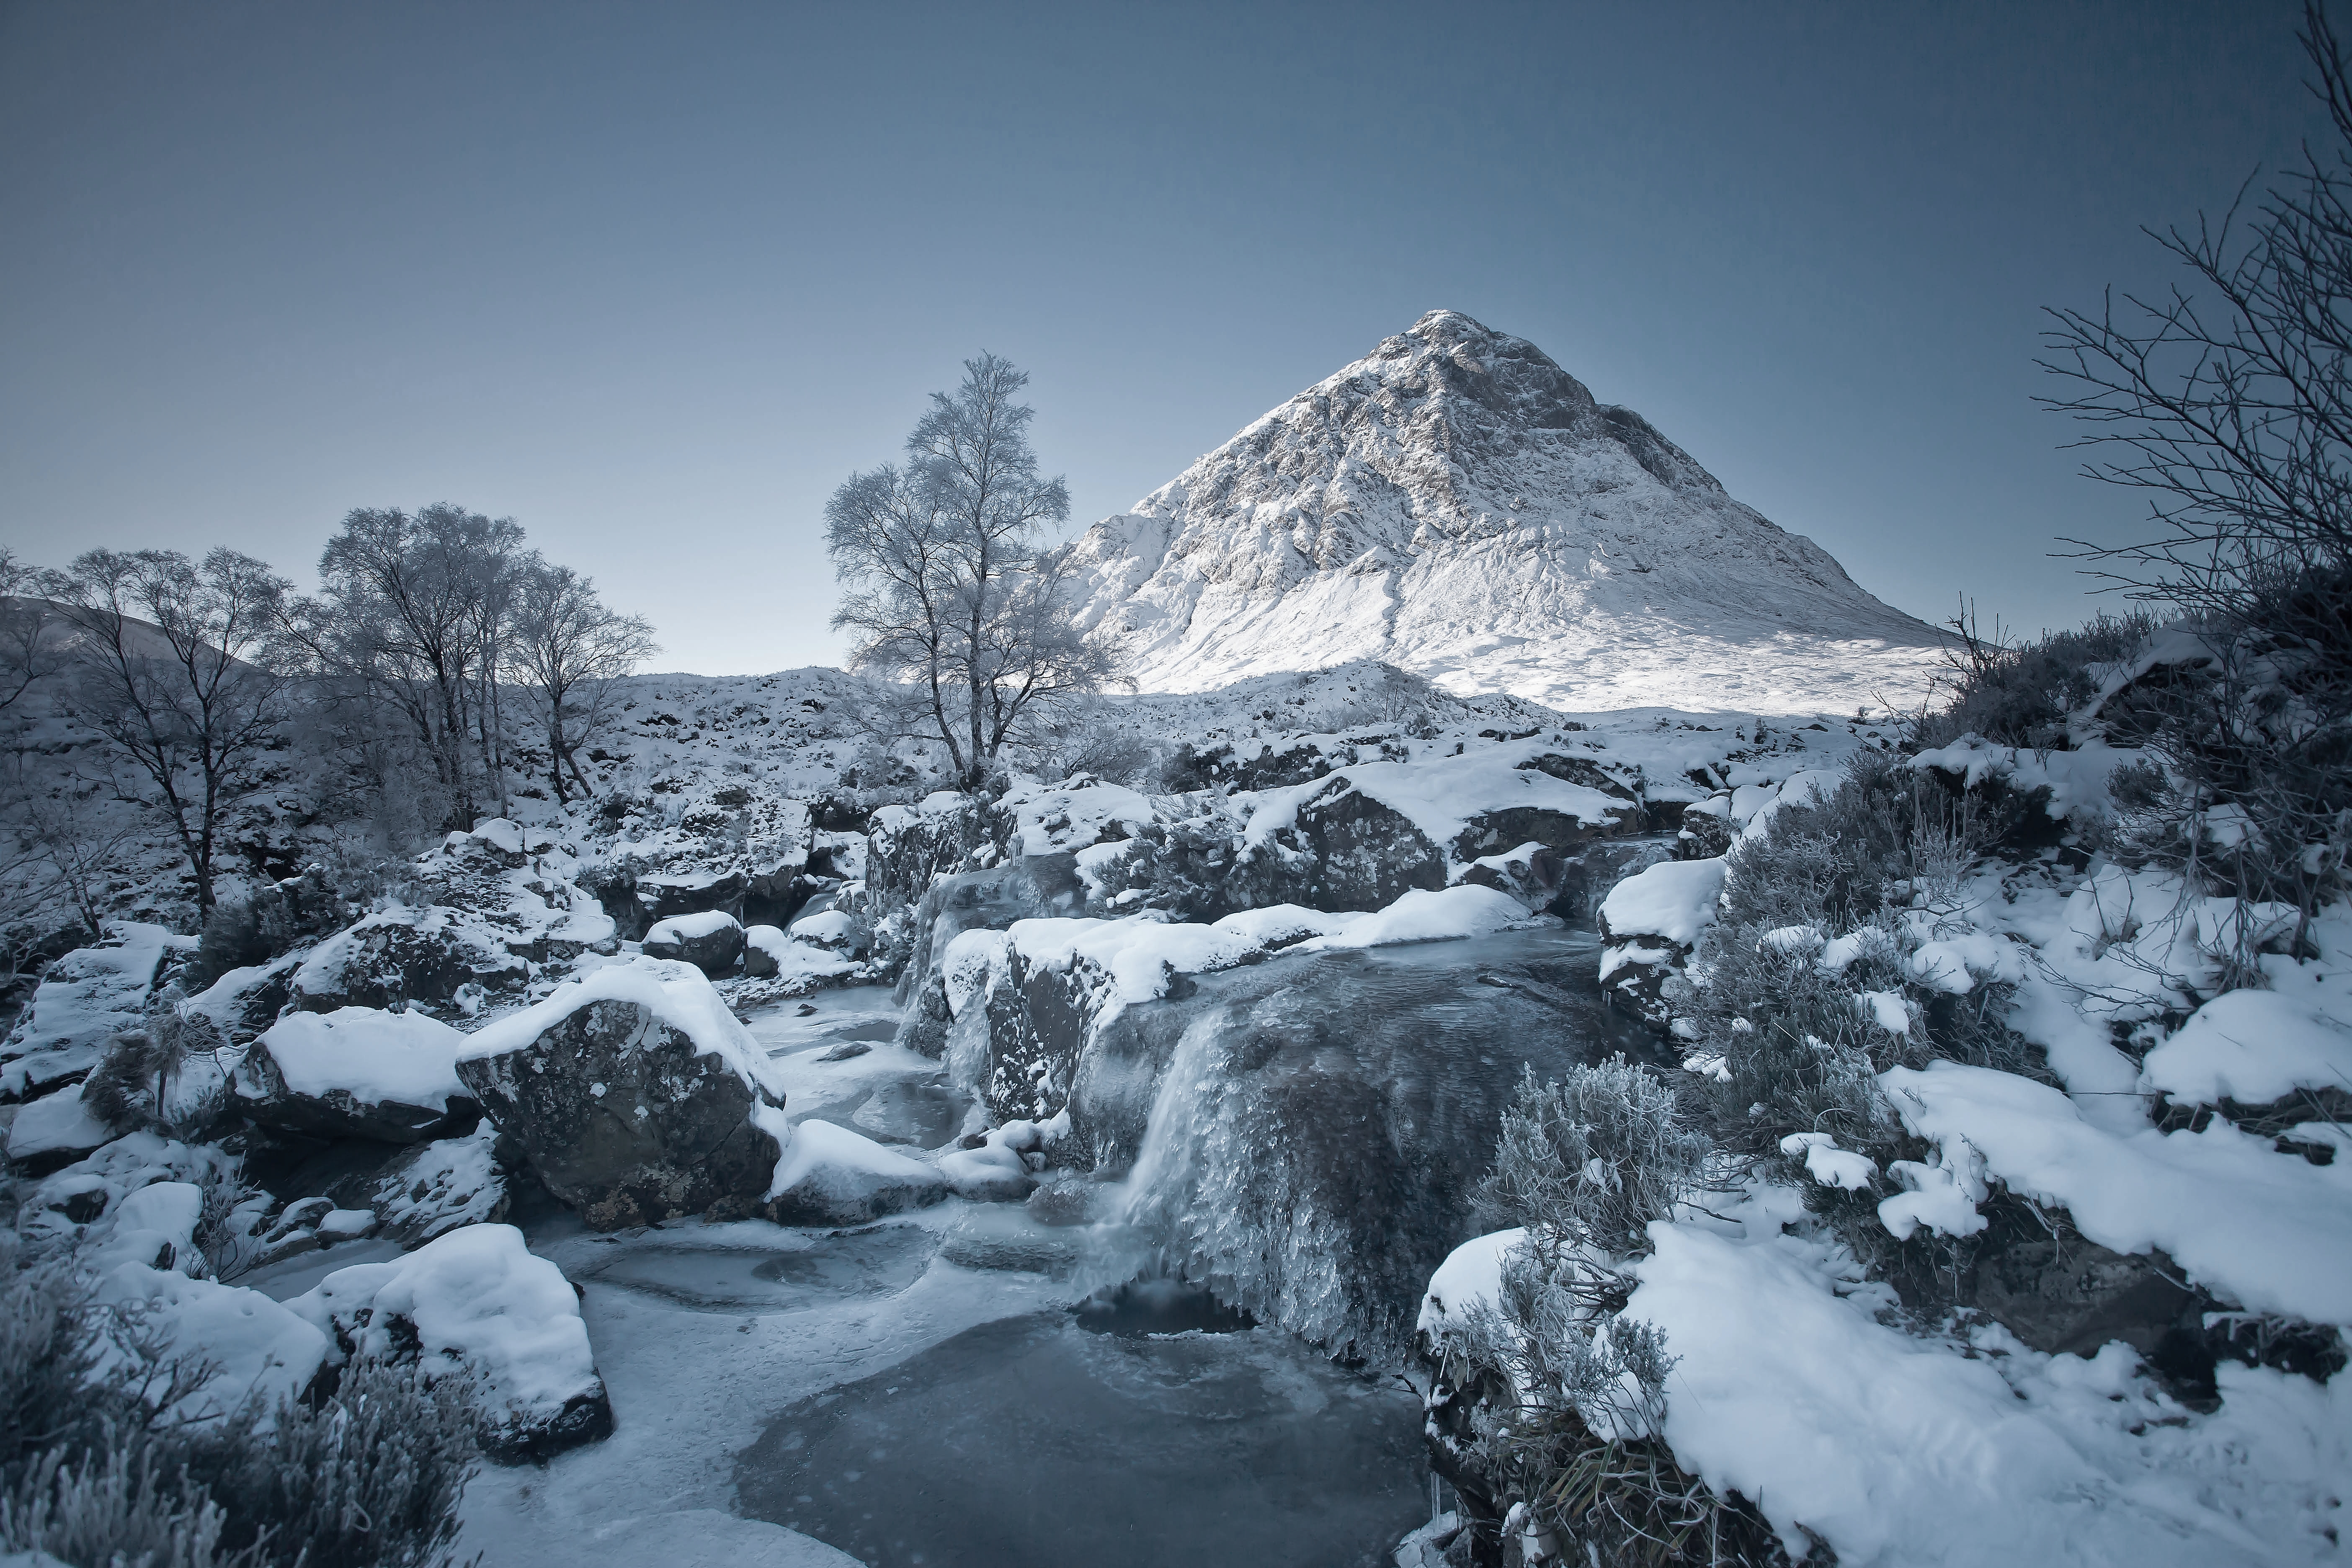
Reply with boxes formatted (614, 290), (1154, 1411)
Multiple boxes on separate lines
(1066, 309), (1946, 715)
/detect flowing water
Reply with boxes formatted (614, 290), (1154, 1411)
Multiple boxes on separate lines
(701, 930), (1647, 1564)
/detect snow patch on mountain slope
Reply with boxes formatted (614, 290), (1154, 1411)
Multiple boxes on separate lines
(1066, 310), (1945, 714)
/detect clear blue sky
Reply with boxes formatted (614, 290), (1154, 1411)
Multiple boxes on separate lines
(0, 1), (2321, 675)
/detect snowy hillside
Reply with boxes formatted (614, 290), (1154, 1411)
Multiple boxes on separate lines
(1065, 309), (1947, 715)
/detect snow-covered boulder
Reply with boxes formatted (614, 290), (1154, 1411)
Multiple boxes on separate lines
(95, 1263), (330, 1420)
(758, 1116), (947, 1225)
(289, 1223), (613, 1462)
(289, 905), (529, 1014)
(2141, 987), (2352, 1113)
(233, 1006), (477, 1144)
(19, 1133), (247, 1254)
(739, 923), (858, 993)
(371, 1124), (509, 1246)
(938, 1118), (1048, 1202)
(453, 958), (790, 1229)
(741, 923), (787, 978)
(1597, 856), (1727, 1025)
(641, 909), (745, 976)
(954, 887), (1540, 1126)
(788, 907), (858, 952)
(1, 922), (192, 1100)
(4, 1084), (115, 1174)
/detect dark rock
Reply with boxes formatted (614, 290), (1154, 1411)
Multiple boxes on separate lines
(483, 1387), (616, 1465)
(1676, 808), (1734, 861)
(233, 1040), (480, 1146)
(454, 996), (787, 1230)
(866, 795), (990, 912)
(891, 860), (1082, 1057)
(641, 913), (746, 977)
(289, 913), (526, 1014)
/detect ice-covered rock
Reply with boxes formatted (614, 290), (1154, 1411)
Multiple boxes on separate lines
(289, 1222), (613, 1462)
(1597, 856), (1728, 1025)
(642, 909), (746, 976)
(945, 915), (1643, 1353)
(233, 1006), (477, 1143)
(949, 888), (1543, 1128)
(454, 958), (789, 1229)
(1, 922), (192, 1100)
(757, 1115), (947, 1225)
(372, 1124), (510, 1246)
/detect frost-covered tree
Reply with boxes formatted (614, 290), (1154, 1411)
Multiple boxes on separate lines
(49, 547), (291, 917)
(508, 560), (658, 803)
(827, 353), (1120, 789)
(286, 503), (527, 829)
(0, 547), (67, 718)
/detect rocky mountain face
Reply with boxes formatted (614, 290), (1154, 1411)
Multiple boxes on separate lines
(1066, 310), (1945, 715)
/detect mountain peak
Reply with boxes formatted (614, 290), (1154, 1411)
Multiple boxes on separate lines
(1066, 317), (1942, 715)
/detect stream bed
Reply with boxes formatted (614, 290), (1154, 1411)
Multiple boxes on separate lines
(447, 924), (1635, 1566)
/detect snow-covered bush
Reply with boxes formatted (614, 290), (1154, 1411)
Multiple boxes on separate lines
(1432, 1063), (1788, 1566)
(0, 1203), (478, 1568)
(1915, 608), (2157, 752)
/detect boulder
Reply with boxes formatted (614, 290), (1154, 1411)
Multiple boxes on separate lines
(890, 859), (1085, 1058)
(4, 1085), (115, 1176)
(741, 925), (785, 979)
(371, 1124), (510, 1246)
(1456, 841), (1568, 913)
(760, 1118), (948, 1225)
(1596, 857), (1727, 1027)
(289, 1223), (614, 1462)
(641, 910), (746, 977)
(865, 792), (989, 910)
(2, 923), (191, 1101)
(453, 958), (789, 1229)
(234, 1007), (479, 1144)
(289, 908), (528, 1014)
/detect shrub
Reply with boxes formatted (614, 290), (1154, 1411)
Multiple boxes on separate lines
(0, 1443), (246, 1568)
(176, 1358), (477, 1568)
(0, 1255), (477, 1568)
(1442, 1062), (1794, 1566)
(1916, 606), (2159, 751)
(1477, 1059), (1712, 1266)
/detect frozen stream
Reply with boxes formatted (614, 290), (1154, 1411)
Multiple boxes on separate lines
(390, 926), (1635, 1565)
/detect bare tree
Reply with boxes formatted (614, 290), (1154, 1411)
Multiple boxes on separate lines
(508, 560), (658, 803)
(289, 503), (526, 828)
(2041, 0), (2352, 924)
(0, 547), (68, 717)
(828, 354), (1119, 788)
(49, 548), (290, 917)
(2041, 1), (2352, 630)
